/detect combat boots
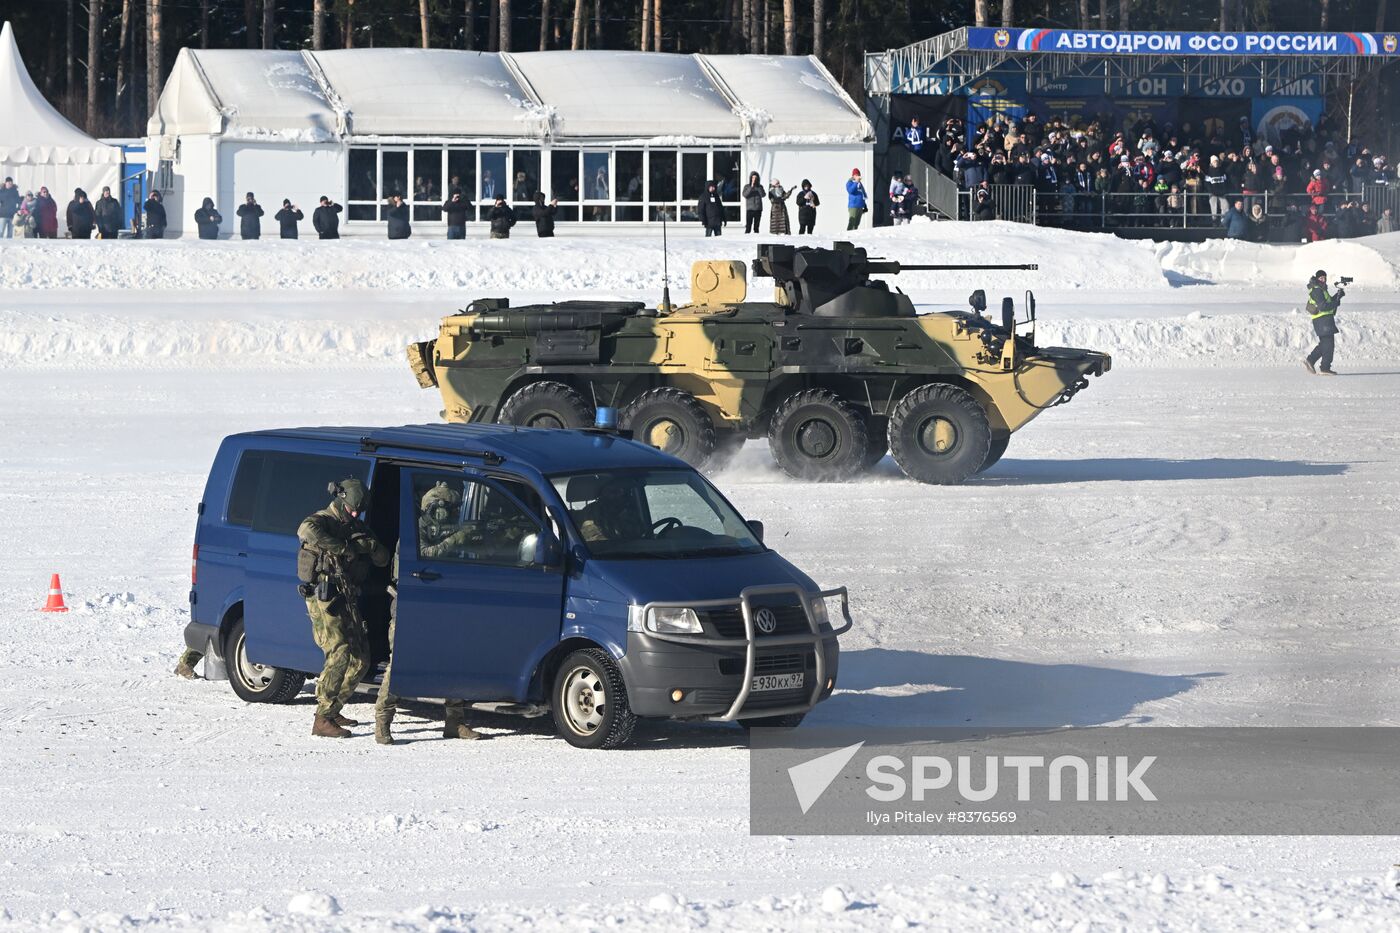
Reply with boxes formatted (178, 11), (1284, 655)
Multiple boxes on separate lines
(173, 659), (197, 679)
(312, 714), (351, 738)
(332, 713), (359, 727)
(443, 705), (481, 741)
(375, 710), (395, 746)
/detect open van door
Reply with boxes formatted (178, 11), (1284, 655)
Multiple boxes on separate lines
(391, 468), (567, 701)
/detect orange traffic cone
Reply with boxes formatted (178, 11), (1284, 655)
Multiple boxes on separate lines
(40, 573), (69, 613)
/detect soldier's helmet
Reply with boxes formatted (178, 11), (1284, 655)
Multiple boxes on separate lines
(420, 482), (462, 520)
(331, 477), (368, 513)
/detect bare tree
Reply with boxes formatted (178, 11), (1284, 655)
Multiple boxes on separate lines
(571, 0), (584, 48)
(540, 0), (551, 49)
(593, 0), (602, 48)
(652, 0), (662, 50)
(263, 0), (276, 48)
(344, 0), (355, 48)
(147, 0), (162, 118)
(464, 0), (475, 49)
(1077, 0), (1088, 28)
(762, 0), (770, 53)
(500, 0), (511, 50)
(116, 0), (131, 115)
(312, 0), (325, 49)
(87, 0), (102, 126)
(1320, 0), (1329, 30)
(1001, 0), (1013, 25)
(66, 0), (75, 95)
(420, 0), (430, 46)
(200, 0), (210, 47)
(640, 0), (651, 50)
(782, 0), (794, 54)
(1098, 0), (1106, 28)
(245, 0), (257, 47)
(1117, 0), (1129, 30)
(813, 0), (823, 57)
(1378, 0), (1389, 30)
(974, 0), (990, 27)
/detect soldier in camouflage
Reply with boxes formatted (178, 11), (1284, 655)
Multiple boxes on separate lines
(375, 482), (481, 745)
(297, 478), (390, 738)
(174, 647), (203, 679)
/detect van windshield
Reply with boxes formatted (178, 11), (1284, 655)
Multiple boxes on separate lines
(551, 469), (763, 560)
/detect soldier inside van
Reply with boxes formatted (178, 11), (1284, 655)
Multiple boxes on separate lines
(376, 482), (481, 745)
(575, 477), (648, 543)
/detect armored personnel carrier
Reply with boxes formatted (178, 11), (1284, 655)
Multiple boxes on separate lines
(407, 242), (1111, 484)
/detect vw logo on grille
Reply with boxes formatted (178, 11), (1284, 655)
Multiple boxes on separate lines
(755, 608), (779, 635)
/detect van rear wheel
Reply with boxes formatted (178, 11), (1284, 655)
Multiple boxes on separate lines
(226, 617), (305, 704)
(551, 648), (637, 749)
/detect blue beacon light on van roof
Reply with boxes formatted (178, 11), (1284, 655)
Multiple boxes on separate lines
(594, 407), (618, 430)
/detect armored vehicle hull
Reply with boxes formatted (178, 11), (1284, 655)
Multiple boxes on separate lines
(408, 243), (1111, 484)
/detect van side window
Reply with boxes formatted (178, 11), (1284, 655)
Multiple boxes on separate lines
(414, 473), (541, 568)
(226, 451), (265, 526)
(251, 454), (369, 535)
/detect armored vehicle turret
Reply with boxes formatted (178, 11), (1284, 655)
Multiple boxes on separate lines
(407, 241), (1111, 484)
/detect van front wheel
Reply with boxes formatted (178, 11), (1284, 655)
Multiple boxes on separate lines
(551, 648), (637, 749)
(226, 617), (305, 704)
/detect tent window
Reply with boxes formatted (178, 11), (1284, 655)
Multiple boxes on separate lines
(648, 150), (676, 220)
(382, 151), (408, 200)
(583, 151), (610, 222)
(413, 148), (442, 221)
(480, 150), (506, 204)
(512, 150), (539, 206)
(447, 149), (476, 206)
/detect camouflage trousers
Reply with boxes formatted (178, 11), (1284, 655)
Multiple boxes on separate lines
(375, 613), (465, 721)
(177, 648), (203, 667)
(306, 598), (368, 719)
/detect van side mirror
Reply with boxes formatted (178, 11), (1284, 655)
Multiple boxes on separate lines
(1026, 290), (1037, 321)
(1001, 296), (1015, 332)
(522, 529), (563, 568)
(747, 519), (765, 544)
(969, 289), (987, 313)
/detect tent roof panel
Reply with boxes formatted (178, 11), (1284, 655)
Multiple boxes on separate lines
(311, 49), (545, 137)
(699, 54), (870, 140)
(507, 51), (740, 138)
(0, 21), (121, 165)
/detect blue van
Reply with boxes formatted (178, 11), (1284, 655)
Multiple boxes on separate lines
(186, 422), (851, 748)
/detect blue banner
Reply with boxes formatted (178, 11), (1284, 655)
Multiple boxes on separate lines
(967, 27), (1399, 57)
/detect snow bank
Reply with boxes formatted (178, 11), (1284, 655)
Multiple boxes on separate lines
(1157, 232), (1400, 287)
(0, 223), (1167, 294)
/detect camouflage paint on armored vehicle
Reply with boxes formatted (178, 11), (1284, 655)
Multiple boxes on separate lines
(407, 242), (1111, 485)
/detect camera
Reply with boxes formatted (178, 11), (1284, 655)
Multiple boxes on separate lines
(1337, 276), (1354, 287)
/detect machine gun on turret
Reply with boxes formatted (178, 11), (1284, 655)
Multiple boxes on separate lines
(751, 241), (1037, 319)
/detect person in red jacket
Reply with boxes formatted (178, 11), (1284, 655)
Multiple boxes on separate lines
(1305, 204), (1329, 242)
(1306, 170), (1329, 209)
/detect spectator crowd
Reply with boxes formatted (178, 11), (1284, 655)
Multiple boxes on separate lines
(901, 110), (1399, 241)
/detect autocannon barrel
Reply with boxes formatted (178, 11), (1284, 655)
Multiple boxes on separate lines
(866, 262), (1040, 273)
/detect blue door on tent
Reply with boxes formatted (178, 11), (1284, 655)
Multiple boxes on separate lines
(390, 468), (566, 701)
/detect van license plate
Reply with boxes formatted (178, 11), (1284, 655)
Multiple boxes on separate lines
(751, 672), (805, 692)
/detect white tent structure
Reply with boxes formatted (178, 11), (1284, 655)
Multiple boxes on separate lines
(0, 21), (121, 199)
(146, 48), (872, 237)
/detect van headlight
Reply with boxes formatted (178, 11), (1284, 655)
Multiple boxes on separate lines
(647, 607), (703, 635)
(808, 595), (830, 628)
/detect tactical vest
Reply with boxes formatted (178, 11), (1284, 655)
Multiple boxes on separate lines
(1308, 286), (1338, 320)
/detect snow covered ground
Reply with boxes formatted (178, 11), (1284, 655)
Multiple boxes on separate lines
(1, 226), (1399, 930)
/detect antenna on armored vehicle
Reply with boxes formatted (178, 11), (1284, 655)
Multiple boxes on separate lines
(658, 206), (674, 314)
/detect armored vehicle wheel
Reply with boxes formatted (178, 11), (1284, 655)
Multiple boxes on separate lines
(225, 617), (305, 704)
(551, 647), (637, 750)
(978, 433), (1010, 474)
(888, 384), (992, 485)
(498, 381), (593, 430)
(620, 388), (717, 468)
(768, 389), (869, 482)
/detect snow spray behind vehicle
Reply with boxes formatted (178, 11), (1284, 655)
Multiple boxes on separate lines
(407, 241), (1112, 485)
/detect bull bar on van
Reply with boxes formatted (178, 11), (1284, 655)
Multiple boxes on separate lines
(632, 584), (853, 721)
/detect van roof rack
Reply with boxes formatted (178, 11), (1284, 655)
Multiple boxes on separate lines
(359, 437), (505, 466)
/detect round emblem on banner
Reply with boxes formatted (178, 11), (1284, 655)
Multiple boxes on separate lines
(994, 28), (1011, 49)
(1385, 34), (1398, 54)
